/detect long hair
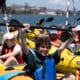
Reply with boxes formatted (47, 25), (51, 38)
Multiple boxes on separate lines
(1, 42), (8, 55)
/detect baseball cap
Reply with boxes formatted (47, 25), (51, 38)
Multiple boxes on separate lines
(48, 30), (58, 34)
(2, 32), (14, 44)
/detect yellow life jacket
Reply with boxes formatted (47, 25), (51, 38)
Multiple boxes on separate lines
(33, 29), (48, 35)
(26, 38), (35, 48)
(48, 46), (58, 55)
(26, 32), (36, 40)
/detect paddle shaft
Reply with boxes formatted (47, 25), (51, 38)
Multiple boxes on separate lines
(0, 23), (72, 31)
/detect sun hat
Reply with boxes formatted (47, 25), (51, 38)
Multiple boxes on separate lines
(48, 30), (58, 34)
(2, 32), (14, 44)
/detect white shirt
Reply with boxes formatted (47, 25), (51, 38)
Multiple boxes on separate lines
(13, 44), (22, 55)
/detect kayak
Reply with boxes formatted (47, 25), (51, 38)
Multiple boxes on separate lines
(0, 64), (33, 80)
(0, 61), (65, 80)
(48, 45), (80, 74)
(0, 71), (33, 80)
(56, 49), (80, 74)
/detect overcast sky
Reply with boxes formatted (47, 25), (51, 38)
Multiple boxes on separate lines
(6, 0), (80, 11)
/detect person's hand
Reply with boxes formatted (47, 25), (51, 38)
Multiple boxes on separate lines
(72, 25), (80, 32)
(21, 23), (30, 32)
(0, 56), (3, 59)
(14, 30), (19, 37)
(23, 23), (30, 28)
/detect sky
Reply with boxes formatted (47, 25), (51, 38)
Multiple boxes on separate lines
(6, 0), (80, 11)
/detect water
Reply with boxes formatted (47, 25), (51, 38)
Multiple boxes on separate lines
(0, 14), (80, 33)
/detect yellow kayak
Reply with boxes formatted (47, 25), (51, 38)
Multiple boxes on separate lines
(56, 49), (80, 74)
(0, 64), (33, 80)
(0, 63), (65, 80)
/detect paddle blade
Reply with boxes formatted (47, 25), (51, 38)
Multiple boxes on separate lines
(37, 18), (45, 25)
(9, 19), (24, 28)
(46, 17), (54, 22)
(77, 18), (80, 21)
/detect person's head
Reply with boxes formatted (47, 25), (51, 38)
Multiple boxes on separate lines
(3, 32), (15, 48)
(48, 30), (58, 41)
(35, 35), (51, 56)
(9, 27), (17, 32)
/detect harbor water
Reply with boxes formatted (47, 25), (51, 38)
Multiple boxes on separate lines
(0, 14), (80, 33)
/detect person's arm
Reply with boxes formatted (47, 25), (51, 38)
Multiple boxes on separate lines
(0, 44), (21, 59)
(72, 26), (80, 32)
(19, 27), (30, 55)
(58, 37), (73, 56)
(51, 26), (80, 55)
(58, 27), (80, 56)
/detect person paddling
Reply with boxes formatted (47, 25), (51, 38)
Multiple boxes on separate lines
(19, 25), (77, 80)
